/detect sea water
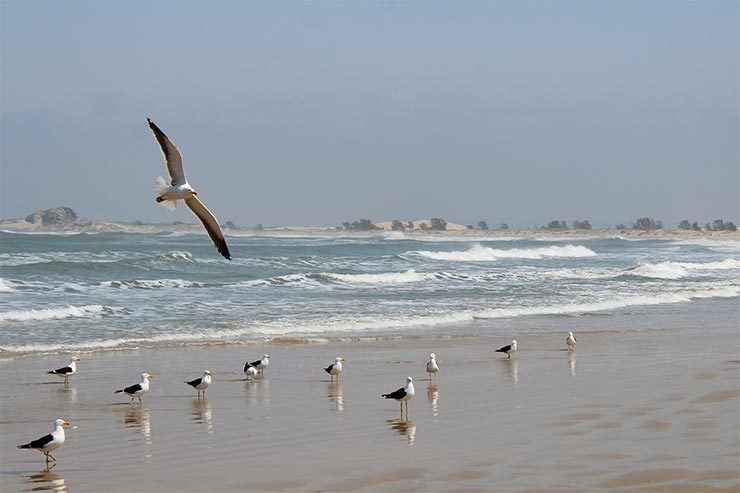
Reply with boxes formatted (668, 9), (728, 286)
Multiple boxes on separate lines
(1, 231), (738, 354)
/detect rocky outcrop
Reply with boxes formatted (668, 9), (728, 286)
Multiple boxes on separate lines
(24, 207), (78, 226)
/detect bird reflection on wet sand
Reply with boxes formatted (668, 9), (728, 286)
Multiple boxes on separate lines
(24, 465), (67, 491)
(192, 398), (213, 432)
(568, 351), (576, 377)
(327, 382), (344, 413)
(427, 384), (439, 417)
(386, 418), (416, 445)
(124, 406), (152, 444)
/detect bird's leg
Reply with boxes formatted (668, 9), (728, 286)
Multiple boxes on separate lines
(48, 453), (56, 462)
(138, 396), (143, 405)
(44, 452), (50, 464)
(130, 396), (135, 404)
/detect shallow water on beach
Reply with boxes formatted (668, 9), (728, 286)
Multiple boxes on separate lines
(1, 231), (739, 354)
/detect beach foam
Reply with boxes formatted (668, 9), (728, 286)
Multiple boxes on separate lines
(101, 279), (203, 289)
(0, 304), (107, 323)
(410, 244), (597, 261)
(625, 258), (740, 279)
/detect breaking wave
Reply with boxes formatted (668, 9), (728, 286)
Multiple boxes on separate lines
(0, 305), (108, 323)
(0, 278), (15, 293)
(625, 258), (740, 279)
(3, 284), (738, 354)
(410, 244), (597, 262)
(102, 279), (203, 289)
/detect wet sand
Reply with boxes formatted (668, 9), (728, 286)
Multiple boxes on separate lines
(1, 325), (738, 492)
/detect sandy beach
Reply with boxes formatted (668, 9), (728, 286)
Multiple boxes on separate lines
(1, 303), (738, 492)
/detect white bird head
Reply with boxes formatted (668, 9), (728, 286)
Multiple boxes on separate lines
(70, 356), (81, 362)
(406, 376), (413, 383)
(55, 419), (71, 427)
(336, 356), (345, 363)
(429, 353), (436, 360)
(512, 340), (517, 348)
(203, 370), (212, 377)
(142, 372), (154, 380)
(263, 354), (270, 360)
(568, 332), (574, 337)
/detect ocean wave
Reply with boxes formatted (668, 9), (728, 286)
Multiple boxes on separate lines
(624, 258), (740, 279)
(0, 278), (15, 292)
(0, 305), (108, 323)
(101, 279), (203, 289)
(2, 284), (737, 354)
(154, 251), (194, 262)
(410, 244), (597, 262)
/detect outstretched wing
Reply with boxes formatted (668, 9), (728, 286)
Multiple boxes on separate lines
(184, 196), (232, 260)
(148, 118), (187, 186)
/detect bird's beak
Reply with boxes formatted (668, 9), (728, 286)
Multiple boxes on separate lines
(192, 191), (198, 196)
(341, 358), (346, 362)
(149, 374), (155, 379)
(62, 420), (71, 426)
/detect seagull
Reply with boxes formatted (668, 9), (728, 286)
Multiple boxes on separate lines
(382, 376), (415, 417)
(47, 356), (80, 384)
(244, 365), (258, 380)
(566, 331), (577, 351)
(17, 419), (70, 465)
(185, 370), (212, 397)
(324, 357), (345, 382)
(147, 118), (232, 260)
(244, 354), (270, 376)
(496, 339), (517, 359)
(426, 353), (439, 381)
(114, 372), (154, 404)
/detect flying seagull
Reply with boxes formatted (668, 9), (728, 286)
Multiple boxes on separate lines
(147, 118), (232, 260)
(496, 339), (517, 359)
(185, 370), (212, 397)
(114, 372), (154, 404)
(17, 419), (70, 465)
(324, 356), (345, 382)
(47, 356), (80, 384)
(244, 354), (270, 376)
(426, 353), (439, 381)
(566, 332), (577, 351)
(382, 376), (415, 417)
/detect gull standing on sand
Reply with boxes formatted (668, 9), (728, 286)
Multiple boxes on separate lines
(244, 354), (270, 376)
(426, 353), (439, 381)
(17, 419), (70, 465)
(47, 356), (80, 384)
(114, 372), (154, 404)
(382, 377), (415, 417)
(147, 118), (232, 260)
(566, 332), (577, 351)
(496, 340), (517, 358)
(185, 370), (212, 397)
(324, 357), (345, 382)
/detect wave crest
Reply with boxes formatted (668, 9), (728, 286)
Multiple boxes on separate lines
(102, 279), (203, 289)
(625, 258), (740, 279)
(411, 244), (597, 261)
(0, 305), (107, 323)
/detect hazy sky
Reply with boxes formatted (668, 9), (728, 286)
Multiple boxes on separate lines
(2, 1), (738, 228)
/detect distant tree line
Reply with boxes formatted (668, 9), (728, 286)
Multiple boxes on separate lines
(341, 219), (381, 231)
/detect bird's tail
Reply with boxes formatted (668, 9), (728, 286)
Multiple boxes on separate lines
(155, 177), (176, 211)
(324, 367), (331, 374)
(382, 393), (391, 398)
(18, 443), (32, 449)
(114, 390), (123, 394)
(47, 371), (56, 375)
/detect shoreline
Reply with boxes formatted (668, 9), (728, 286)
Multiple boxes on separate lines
(2, 219), (739, 240)
(1, 307), (738, 492)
